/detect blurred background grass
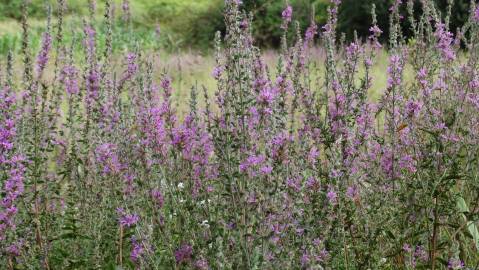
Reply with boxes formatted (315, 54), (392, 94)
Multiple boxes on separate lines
(0, 0), (473, 55)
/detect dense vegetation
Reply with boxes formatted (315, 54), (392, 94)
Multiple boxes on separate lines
(0, 0), (474, 51)
(1, 0), (479, 269)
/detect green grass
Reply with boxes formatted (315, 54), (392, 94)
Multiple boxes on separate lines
(0, 0), (221, 55)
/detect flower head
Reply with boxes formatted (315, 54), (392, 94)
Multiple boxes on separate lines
(304, 23), (318, 43)
(435, 22), (455, 61)
(327, 189), (337, 205)
(194, 258), (209, 270)
(61, 65), (79, 95)
(175, 244), (193, 264)
(36, 32), (52, 75)
(474, 6), (479, 22)
(281, 5), (293, 29)
(448, 258), (464, 269)
(130, 237), (144, 264)
(117, 208), (139, 228)
(282, 5), (293, 23)
(405, 100), (423, 118)
(151, 189), (164, 208)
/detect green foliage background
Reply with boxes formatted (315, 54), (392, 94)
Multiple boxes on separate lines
(0, 0), (473, 52)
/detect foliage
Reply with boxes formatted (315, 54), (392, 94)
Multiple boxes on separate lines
(0, 0), (474, 49)
(1, 0), (479, 269)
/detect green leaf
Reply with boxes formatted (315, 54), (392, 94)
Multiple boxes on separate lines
(384, 230), (395, 240)
(456, 196), (479, 251)
(105, 261), (125, 270)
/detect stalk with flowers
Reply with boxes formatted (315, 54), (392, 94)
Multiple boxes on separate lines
(0, 0), (478, 269)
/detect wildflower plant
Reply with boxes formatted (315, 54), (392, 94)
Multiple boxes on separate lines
(0, 0), (478, 269)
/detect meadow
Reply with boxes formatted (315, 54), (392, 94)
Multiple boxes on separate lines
(1, 0), (479, 269)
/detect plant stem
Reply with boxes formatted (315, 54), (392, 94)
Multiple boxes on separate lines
(430, 197), (439, 270)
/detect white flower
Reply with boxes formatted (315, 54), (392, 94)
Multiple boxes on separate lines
(201, 220), (210, 228)
(178, 182), (185, 189)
